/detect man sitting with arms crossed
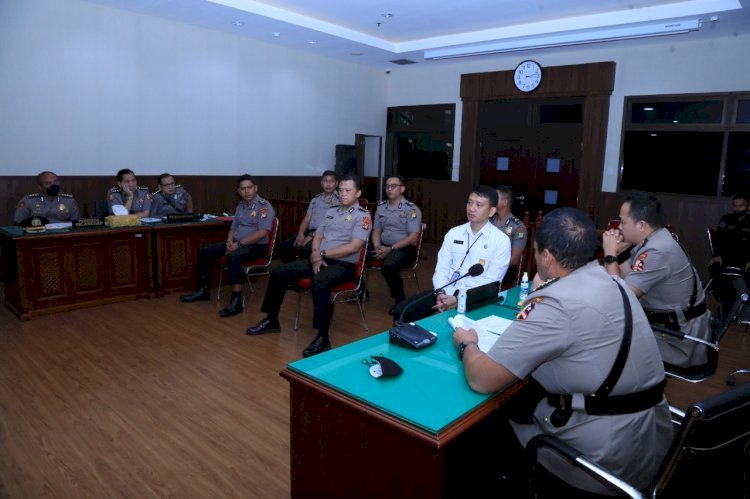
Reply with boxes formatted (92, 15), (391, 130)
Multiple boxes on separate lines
(602, 192), (711, 368)
(246, 175), (372, 358)
(180, 174), (274, 318)
(277, 170), (339, 263)
(453, 207), (671, 495)
(392, 185), (509, 322)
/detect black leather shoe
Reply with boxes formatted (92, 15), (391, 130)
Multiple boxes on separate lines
(302, 336), (331, 357)
(218, 296), (243, 317)
(345, 289), (369, 304)
(246, 318), (281, 335)
(180, 287), (210, 303)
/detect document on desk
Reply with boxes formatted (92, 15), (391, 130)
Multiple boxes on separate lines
(448, 314), (514, 352)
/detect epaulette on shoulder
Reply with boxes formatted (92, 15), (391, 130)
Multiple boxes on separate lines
(358, 206), (369, 212)
(313, 192), (324, 199)
(109, 187), (123, 193)
(27, 192), (41, 198)
(258, 198), (268, 205)
(404, 200), (414, 206)
(511, 215), (522, 224)
(151, 190), (161, 197)
(378, 200), (387, 205)
(175, 184), (183, 189)
(60, 193), (74, 198)
(137, 186), (149, 191)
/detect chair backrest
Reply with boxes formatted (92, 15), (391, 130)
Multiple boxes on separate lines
(652, 382), (750, 497)
(706, 226), (716, 257)
(266, 217), (280, 260)
(405, 223), (426, 272)
(354, 240), (368, 280)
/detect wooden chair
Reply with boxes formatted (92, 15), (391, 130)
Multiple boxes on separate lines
(527, 382), (750, 498)
(294, 241), (369, 332)
(217, 217), (279, 302)
(365, 223), (426, 291)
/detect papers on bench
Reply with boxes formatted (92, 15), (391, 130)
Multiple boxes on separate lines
(448, 314), (514, 353)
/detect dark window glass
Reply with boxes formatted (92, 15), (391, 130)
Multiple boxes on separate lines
(621, 131), (723, 195)
(723, 132), (750, 195)
(540, 104), (583, 124)
(631, 101), (723, 124)
(737, 100), (750, 124)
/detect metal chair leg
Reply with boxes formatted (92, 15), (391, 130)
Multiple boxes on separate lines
(294, 291), (302, 330)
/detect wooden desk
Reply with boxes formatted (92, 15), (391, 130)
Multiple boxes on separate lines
(0, 220), (229, 319)
(280, 301), (525, 498)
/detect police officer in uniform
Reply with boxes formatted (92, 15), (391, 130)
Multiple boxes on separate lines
(180, 174), (275, 318)
(150, 173), (194, 217)
(14, 171), (79, 224)
(277, 170), (338, 263)
(454, 208), (671, 495)
(709, 194), (750, 314)
(492, 186), (526, 286)
(247, 175), (372, 358)
(107, 169), (152, 217)
(603, 192), (711, 368)
(358, 175), (422, 313)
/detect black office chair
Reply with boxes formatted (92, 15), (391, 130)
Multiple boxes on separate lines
(652, 274), (749, 384)
(527, 382), (750, 498)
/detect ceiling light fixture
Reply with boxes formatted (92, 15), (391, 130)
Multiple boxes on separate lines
(424, 19), (701, 59)
(381, 13), (394, 19)
(307, 39), (317, 44)
(232, 20), (244, 27)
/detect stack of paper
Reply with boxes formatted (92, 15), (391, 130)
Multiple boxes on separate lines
(448, 314), (514, 352)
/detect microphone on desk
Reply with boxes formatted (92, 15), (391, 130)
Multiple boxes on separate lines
(389, 264), (484, 350)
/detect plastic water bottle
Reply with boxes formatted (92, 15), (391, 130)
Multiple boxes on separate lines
(457, 289), (467, 314)
(519, 272), (530, 303)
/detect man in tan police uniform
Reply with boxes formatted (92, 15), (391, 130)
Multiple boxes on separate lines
(14, 171), (79, 224)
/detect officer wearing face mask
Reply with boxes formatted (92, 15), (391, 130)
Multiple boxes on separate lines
(14, 171), (80, 224)
(709, 193), (750, 314)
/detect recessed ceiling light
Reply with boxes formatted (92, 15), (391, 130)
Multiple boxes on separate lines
(381, 13), (394, 18)
(232, 20), (244, 27)
(307, 40), (317, 44)
(272, 32), (280, 37)
(350, 52), (363, 56)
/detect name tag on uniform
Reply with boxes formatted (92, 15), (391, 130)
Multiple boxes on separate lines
(453, 240), (464, 245)
(450, 271), (461, 283)
(326, 215), (334, 219)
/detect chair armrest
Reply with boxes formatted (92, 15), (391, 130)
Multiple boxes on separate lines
(651, 325), (718, 350)
(527, 434), (645, 499)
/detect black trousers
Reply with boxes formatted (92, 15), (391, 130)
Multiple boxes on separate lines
(261, 258), (355, 336)
(276, 230), (315, 264)
(365, 246), (416, 303)
(196, 242), (267, 286)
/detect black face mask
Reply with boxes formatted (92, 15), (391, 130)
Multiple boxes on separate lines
(45, 184), (60, 196)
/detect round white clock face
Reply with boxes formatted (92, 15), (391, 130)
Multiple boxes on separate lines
(514, 60), (542, 92)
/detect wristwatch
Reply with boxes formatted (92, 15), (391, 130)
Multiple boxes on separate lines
(603, 255), (618, 265)
(457, 341), (478, 360)
(319, 249), (327, 258)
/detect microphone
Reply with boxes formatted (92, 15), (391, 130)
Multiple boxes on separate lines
(396, 263), (484, 326)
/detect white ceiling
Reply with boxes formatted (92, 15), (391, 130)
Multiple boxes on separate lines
(85, 0), (750, 68)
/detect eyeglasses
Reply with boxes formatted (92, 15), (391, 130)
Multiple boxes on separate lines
(161, 182), (176, 187)
(384, 184), (403, 190)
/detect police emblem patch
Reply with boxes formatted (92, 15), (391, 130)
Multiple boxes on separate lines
(516, 297), (543, 320)
(632, 253), (647, 272)
(411, 208), (417, 219)
(251, 211), (257, 217)
(260, 207), (268, 218)
(362, 216), (371, 230)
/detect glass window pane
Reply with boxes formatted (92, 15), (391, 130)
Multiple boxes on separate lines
(736, 99), (750, 124)
(621, 131), (723, 195)
(631, 101), (723, 124)
(540, 104), (583, 124)
(722, 132), (750, 195)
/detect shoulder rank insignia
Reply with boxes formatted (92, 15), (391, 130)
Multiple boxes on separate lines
(358, 206), (369, 212)
(632, 252), (647, 272)
(60, 193), (74, 198)
(137, 186), (149, 191)
(516, 297), (543, 320)
(27, 192), (41, 198)
(404, 200), (414, 207)
(258, 198), (267, 205)
(362, 216), (371, 230)
(378, 200), (387, 206)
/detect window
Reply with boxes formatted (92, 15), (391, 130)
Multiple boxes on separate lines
(621, 93), (750, 196)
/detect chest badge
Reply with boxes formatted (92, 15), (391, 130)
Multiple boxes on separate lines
(59, 203), (66, 211)
(345, 214), (352, 221)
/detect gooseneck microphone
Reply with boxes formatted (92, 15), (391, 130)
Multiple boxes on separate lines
(395, 263), (485, 327)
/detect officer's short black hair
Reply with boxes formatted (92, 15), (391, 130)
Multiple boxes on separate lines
(321, 170), (337, 180)
(237, 174), (255, 187)
(338, 174), (361, 191)
(732, 193), (749, 204)
(535, 207), (597, 270)
(625, 191), (663, 229)
(36, 171), (56, 184)
(496, 186), (514, 207)
(385, 174), (406, 186)
(117, 169), (135, 181)
(158, 173), (174, 186)
(472, 185), (498, 208)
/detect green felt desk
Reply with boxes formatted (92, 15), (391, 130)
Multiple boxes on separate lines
(281, 297), (525, 498)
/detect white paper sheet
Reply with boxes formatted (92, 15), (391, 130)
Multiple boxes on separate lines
(448, 314), (513, 353)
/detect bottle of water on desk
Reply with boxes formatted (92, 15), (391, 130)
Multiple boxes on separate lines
(457, 288), (467, 315)
(518, 272), (530, 304)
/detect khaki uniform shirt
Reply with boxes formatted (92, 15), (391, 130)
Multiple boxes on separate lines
(317, 205), (372, 264)
(493, 213), (527, 252)
(107, 187), (152, 215)
(374, 198), (422, 246)
(150, 186), (192, 217)
(14, 193), (80, 223)
(231, 196), (275, 245)
(307, 192), (339, 231)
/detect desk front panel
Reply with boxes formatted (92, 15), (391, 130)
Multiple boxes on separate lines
(2, 227), (153, 319)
